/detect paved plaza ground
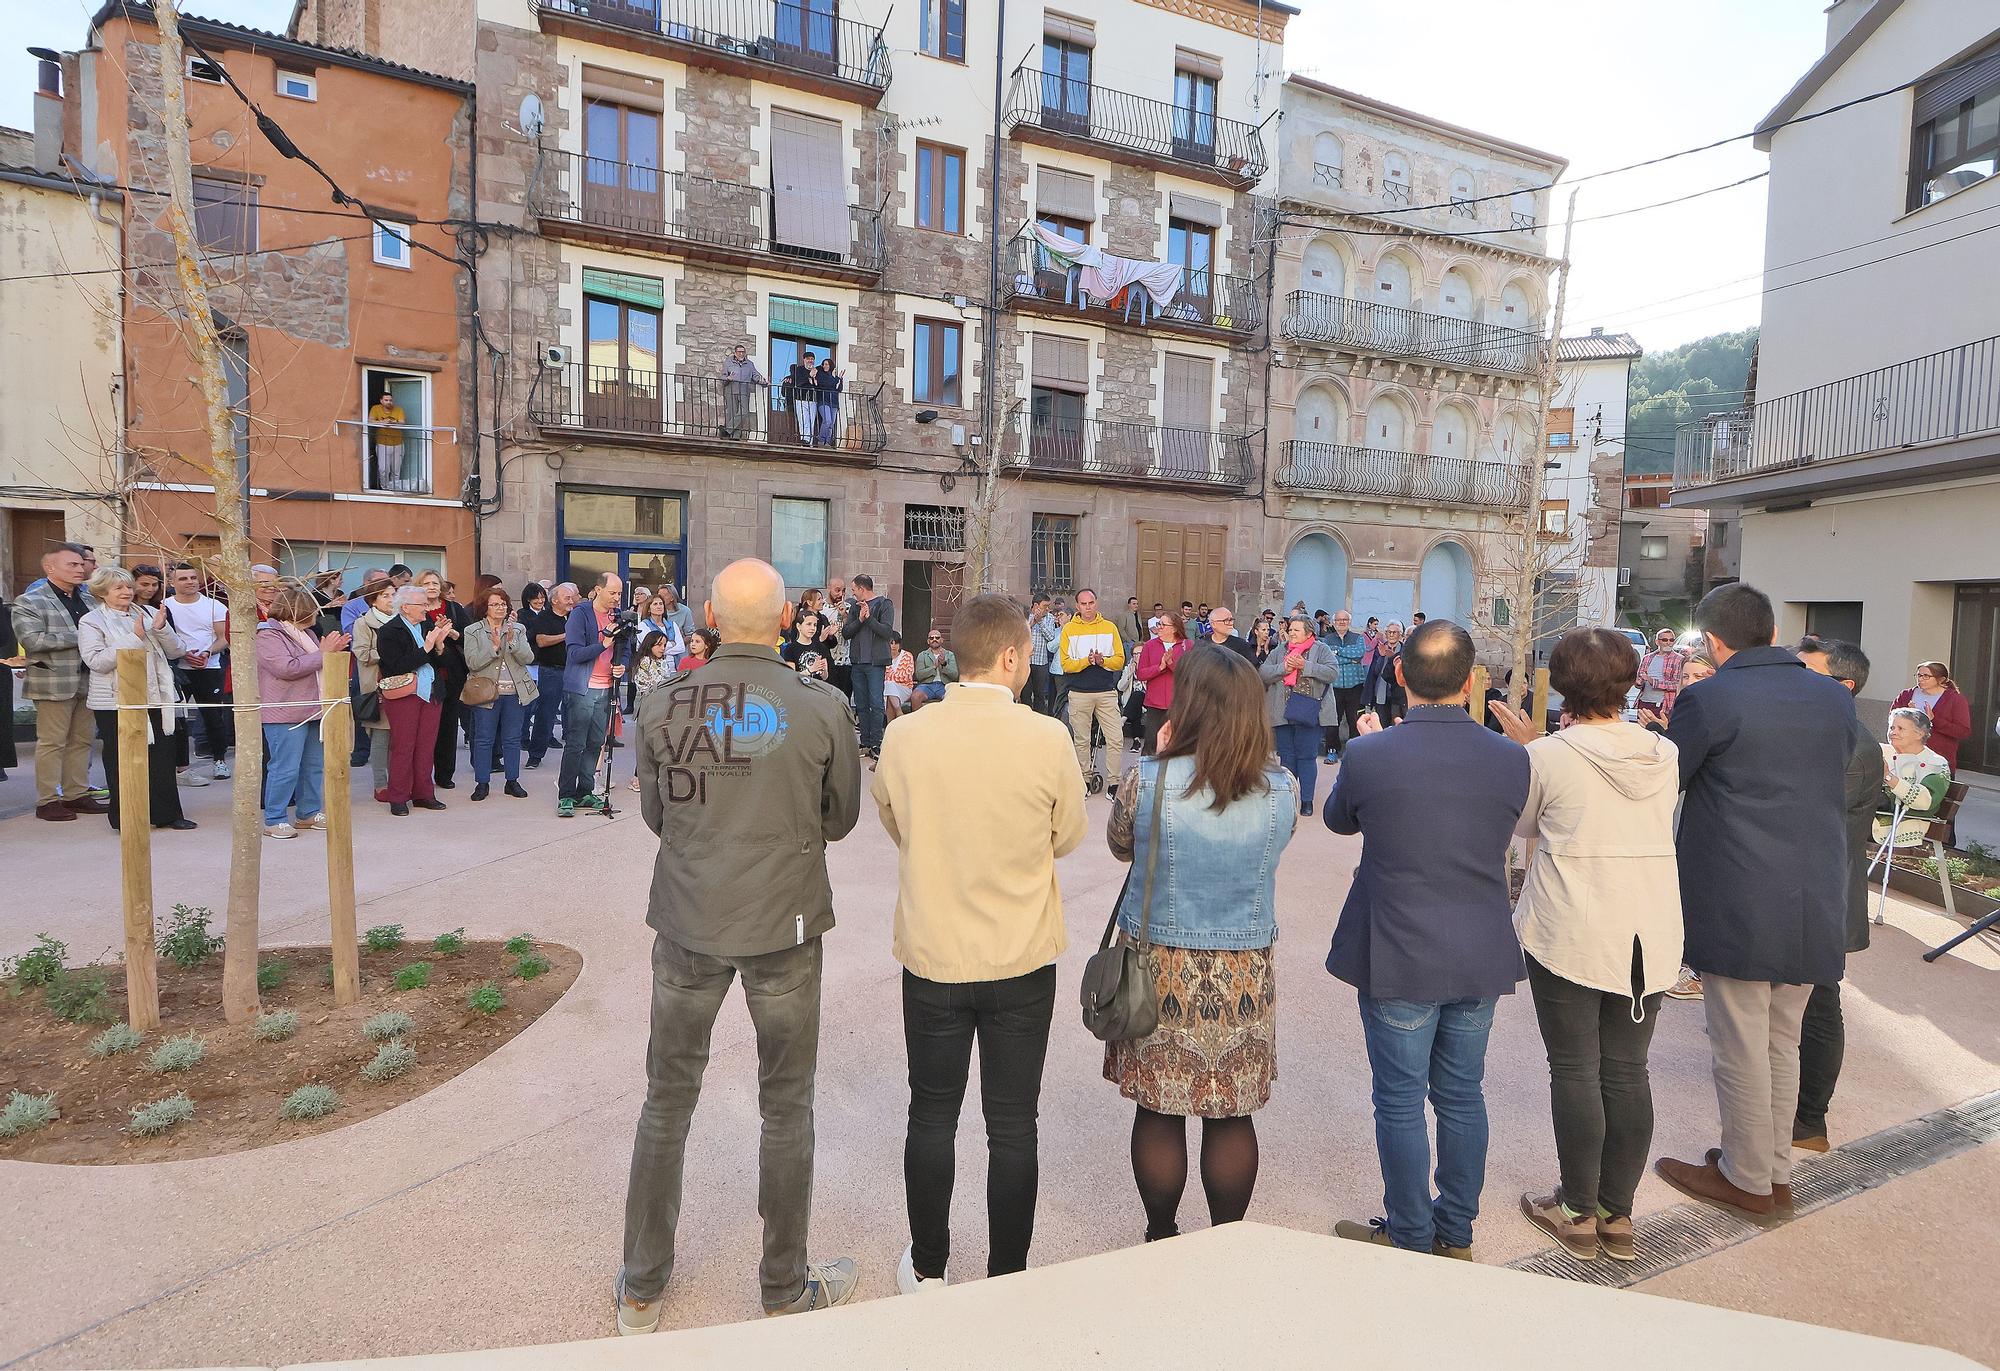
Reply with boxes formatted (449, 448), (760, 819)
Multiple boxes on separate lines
(1, 740), (1998, 1369)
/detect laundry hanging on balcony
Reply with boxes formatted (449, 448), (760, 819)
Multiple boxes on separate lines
(1026, 221), (1183, 312)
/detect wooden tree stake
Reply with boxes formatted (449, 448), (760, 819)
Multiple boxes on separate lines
(116, 649), (161, 1031)
(320, 652), (360, 1006)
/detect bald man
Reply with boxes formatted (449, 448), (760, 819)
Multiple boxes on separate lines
(618, 558), (863, 1335)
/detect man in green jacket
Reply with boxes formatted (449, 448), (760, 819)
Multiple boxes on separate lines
(618, 558), (863, 1335)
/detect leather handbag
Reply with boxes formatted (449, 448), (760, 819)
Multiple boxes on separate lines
(378, 672), (418, 701)
(354, 689), (383, 725)
(1079, 766), (1167, 1042)
(1284, 685), (1322, 726)
(459, 673), (498, 706)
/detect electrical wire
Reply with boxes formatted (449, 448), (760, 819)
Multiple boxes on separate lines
(1282, 172), (1768, 237)
(0, 231), (379, 285)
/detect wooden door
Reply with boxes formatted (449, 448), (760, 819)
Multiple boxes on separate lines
(1160, 354), (1213, 479)
(1136, 520), (1225, 612)
(771, 110), (848, 259)
(583, 100), (662, 231)
(9, 510), (68, 598)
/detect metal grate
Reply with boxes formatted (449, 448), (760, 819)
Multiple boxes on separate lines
(904, 503), (965, 553)
(1508, 1086), (2000, 1289)
(1030, 513), (1076, 595)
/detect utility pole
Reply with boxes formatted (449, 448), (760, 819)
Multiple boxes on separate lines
(964, 0), (1012, 593)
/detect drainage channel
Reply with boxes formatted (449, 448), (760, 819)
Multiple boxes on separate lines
(1507, 1086), (2000, 1288)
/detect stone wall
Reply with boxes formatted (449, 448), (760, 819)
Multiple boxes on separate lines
(293, 0), (475, 82)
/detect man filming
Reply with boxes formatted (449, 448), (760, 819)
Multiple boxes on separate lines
(558, 571), (630, 818)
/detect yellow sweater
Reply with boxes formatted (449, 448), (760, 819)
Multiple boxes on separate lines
(871, 682), (1088, 982)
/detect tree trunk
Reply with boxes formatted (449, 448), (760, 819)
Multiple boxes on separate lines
(154, 0), (263, 1023)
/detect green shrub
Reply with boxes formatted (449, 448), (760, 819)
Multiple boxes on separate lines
(279, 1084), (340, 1121)
(501, 933), (536, 957)
(3, 934), (68, 990)
(432, 928), (467, 956)
(0, 1091), (59, 1139)
(45, 970), (112, 1025)
(362, 924), (406, 952)
(360, 1039), (416, 1083)
(362, 1010), (414, 1042)
(128, 1092), (194, 1136)
(513, 952), (552, 982)
(159, 904), (224, 968)
(252, 1009), (300, 1042)
(467, 981), (504, 1015)
(392, 962), (432, 991)
(87, 1024), (145, 1058)
(147, 1032), (206, 1074)
(256, 958), (291, 991)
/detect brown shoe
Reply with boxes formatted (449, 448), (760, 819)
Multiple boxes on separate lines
(1654, 1155), (1774, 1217)
(36, 802), (77, 822)
(1520, 1192), (1598, 1260)
(64, 796), (108, 815)
(1596, 1213), (1637, 1262)
(1793, 1133), (1830, 1153)
(1702, 1147), (1795, 1215)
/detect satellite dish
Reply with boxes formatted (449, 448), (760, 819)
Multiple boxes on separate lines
(519, 94), (546, 138)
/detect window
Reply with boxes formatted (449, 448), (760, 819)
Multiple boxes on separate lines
(1167, 216), (1215, 301)
(280, 542), (444, 591)
(771, 497), (830, 590)
(1383, 152), (1410, 205)
(1639, 534), (1668, 561)
(220, 329), (250, 463)
(362, 367), (432, 494)
(1312, 132), (1343, 188)
(1510, 186), (1536, 231)
(915, 142), (965, 233)
(186, 52), (223, 83)
(1908, 41), (2000, 210)
(1547, 407), (1574, 448)
(1029, 334), (1088, 467)
(769, 295), (839, 442)
(1030, 514), (1077, 594)
(276, 70), (316, 100)
(1172, 67), (1218, 159)
(372, 220), (412, 268)
(192, 174), (257, 254)
(1804, 601), (1864, 643)
(1449, 169), (1476, 218)
(913, 318), (962, 406)
(1041, 29), (1092, 132)
(905, 504), (966, 552)
(920, 0), (965, 61)
(584, 97), (662, 226)
(1539, 501), (1568, 537)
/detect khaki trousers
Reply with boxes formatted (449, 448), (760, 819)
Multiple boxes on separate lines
(1066, 689), (1124, 783)
(34, 693), (96, 805)
(1702, 973), (1812, 1195)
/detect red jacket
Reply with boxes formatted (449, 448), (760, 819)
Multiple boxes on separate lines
(1893, 685), (1971, 772)
(1135, 636), (1190, 710)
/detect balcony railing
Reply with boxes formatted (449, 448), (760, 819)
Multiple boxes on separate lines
(1002, 232), (1262, 339)
(1282, 289), (1544, 377)
(531, 150), (885, 277)
(1674, 333), (2000, 491)
(1002, 413), (1254, 490)
(1510, 211), (1536, 231)
(534, 0), (890, 97)
(1275, 440), (1527, 509)
(361, 425), (432, 495)
(529, 362), (886, 454)
(1003, 69), (1266, 185)
(1312, 162), (1342, 189)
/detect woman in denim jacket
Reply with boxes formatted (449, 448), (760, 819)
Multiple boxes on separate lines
(1105, 648), (1297, 1241)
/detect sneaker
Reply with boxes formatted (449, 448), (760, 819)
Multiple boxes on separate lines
(576, 793), (607, 811)
(765, 1257), (859, 1316)
(1324, 751), (1339, 764)
(557, 798), (576, 819)
(896, 1244), (946, 1295)
(293, 814), (324, 830)
(504, 781), (528, 799)
(1666, 968), (1703, 1001)
(210, 762), (231, 780)
(83, 786), (111, 800)
(1596, 1213), (1637, 1262)
(1334, 1218), (1395, 1248)
(1520, 1192), (1597, 1260)
(525, 756), (542, 770)
(1300, 801), (1314, 817)
(265, 823), (299, 840)
(1793, 1129), (1830, 1153)
(177, 768), (211, 788)
(1432, 1237), (1475, 1261)
(614, 1273), (661, 1338)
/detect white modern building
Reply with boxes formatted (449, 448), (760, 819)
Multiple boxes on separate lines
(1550, 329), (1640, 631)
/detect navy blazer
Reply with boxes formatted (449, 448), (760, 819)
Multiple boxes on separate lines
(1323, 705), (1530, 1002)
(1666, 645), (1856, 985)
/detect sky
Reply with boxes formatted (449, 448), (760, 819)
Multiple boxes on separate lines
(4, 0), (1831, 356)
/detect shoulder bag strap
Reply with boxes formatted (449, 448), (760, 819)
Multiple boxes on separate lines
(1134, 760), (1167, 945)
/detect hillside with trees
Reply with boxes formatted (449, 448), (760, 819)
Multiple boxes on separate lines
(1622, 327), (1758, 474)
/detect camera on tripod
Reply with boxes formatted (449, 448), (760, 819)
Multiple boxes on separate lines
(604, 608), (641, 644)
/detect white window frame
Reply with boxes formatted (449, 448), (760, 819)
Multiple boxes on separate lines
(1639, 534), (1668, 561)
(279, 542), (445, 591)
(276, 70), (317, 101)
(186, 52), (224, 83)
(372, 220), (413, 269)
(360, 367), (433, 494)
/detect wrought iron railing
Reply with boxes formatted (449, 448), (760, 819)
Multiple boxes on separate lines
(1275, 440), (1527, 509)
(1674, 333), (2000, 490)
(535, 0), (891, 92)
(529, 362), (886, 453)
(1282, 289), (1544, 376)
(1510, 210), (1536, 231)
(1002, 413), (1254, 489)
(1002, 232), (1262, 337)
(1313, 162), (1342, 189)
(531, 149), (885, 274)
(1384, 181), (1411, 205)
(1003, 69), (1266, 182)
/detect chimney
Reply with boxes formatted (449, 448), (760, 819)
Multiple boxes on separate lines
(28, 47), (63, 175)
(1591, 326), (1604, 336)
(1823, 0), (1876, 52)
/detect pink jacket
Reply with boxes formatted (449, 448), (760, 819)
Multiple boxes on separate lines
(1135, 636), (1191, 710)
(255, 620), (328, 725)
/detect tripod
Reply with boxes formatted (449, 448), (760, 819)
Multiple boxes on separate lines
(592, 698), (620, 818)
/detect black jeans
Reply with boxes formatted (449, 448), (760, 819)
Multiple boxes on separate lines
(1794, 982), (1843, 1139)
(1525, 948), (1662, 1219)
(1141, 705), (1169, 756)
(1329, 685), (1364, 755)
(902, 964), (1057, 1280)
(1027, 663), (1054, 716)
(432, 679), (463, 783)
(94, 709), (184, 828)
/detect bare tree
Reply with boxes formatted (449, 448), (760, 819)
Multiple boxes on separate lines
(153, 0), (264, 1023)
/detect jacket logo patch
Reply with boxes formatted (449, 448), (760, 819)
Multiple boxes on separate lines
(654, 680), (790, 803)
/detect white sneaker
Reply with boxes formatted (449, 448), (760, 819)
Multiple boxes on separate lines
(212, 759), (232, 779)
(264, 822), (298, 839)
(177, 768), (210, 788)
(292, 814), (324, 831)
(896, 1244), (945, 1295)
(614, 1273), (661, 1337)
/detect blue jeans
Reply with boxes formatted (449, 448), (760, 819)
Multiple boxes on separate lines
(558, 687), (613, 800)
(851, 662), (886, 750)
(527, 664), (564, 761)
(470, 693), (527, 784)
(1357, 994), (1497, 1252)
(1274, 721), (1320, 810)
(262, 720), (324, 827)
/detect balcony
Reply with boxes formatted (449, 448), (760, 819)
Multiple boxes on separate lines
(1672, 333), (2000, 508)
(360, 424), (433, 496)
(1282, 289), (1544, 379)
(1002, 69), (1266, 189)
(1274, 440), (1527, 512)
(1001, 413), (1255, 492)
(531, 150), (884, 283)
(1001, 232), (1262, 343)
(534, 0), (890, 106)
(529, 362), (885, 461)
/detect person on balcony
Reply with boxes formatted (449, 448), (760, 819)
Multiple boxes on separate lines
(367, 388), (405, 491)
(718, 344), (765, 440)
(784, 351), (820, 447)
(814, 356), (844, 448)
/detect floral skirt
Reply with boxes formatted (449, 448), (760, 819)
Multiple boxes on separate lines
(1104, 944), (1276, 1118)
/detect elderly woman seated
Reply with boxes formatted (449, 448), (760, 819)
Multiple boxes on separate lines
(1874, 706), (1952, 847)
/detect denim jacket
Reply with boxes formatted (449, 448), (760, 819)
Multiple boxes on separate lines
(1110, 755), (1297, 949)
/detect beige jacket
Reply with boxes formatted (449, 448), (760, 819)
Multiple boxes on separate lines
(1514, 722), (1683, 1001)
(872, 682), (1088, 982)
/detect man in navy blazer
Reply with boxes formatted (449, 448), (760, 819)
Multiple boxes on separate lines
(1322, 619), (1530, 1257)
(1654, 583), (1856, 1218)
